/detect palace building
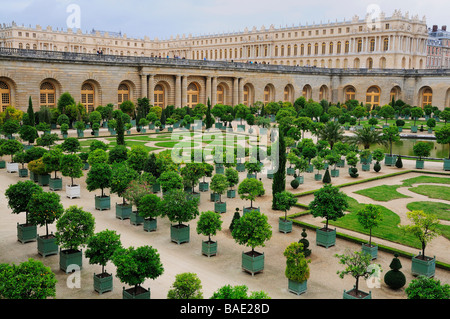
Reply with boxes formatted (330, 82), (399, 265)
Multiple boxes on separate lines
(0, 10), (448, 113)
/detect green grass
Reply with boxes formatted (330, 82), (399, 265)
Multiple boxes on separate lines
(354, 185), (411, 202)
(402, 176), (450, 187)
(406, 201), (450, 221)
(154, 141), (199, 148)
(408, 185), (450, 201)
(329, 196), (422, 249)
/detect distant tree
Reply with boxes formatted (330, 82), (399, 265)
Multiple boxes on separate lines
(167, 273), (203, 299)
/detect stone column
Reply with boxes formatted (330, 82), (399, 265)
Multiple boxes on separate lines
(148, 74), (154, 105)
(175, 75), (181, 108)
(211, 77), (218, 106)
(141, 73), (148, 99)
(205, 76), (211, 104)
(181, 75), (187, 107)
(238, 78), (244, 105)
(233, 77), (239, 106)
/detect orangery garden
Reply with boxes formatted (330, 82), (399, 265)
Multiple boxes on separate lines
(0, 95), (449, 300)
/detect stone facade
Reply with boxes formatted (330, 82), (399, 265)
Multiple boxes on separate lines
(0, 48), (448, 113)
(1, 9), (428, 70)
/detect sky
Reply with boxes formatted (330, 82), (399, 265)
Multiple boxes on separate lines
(0, 0), (448, 39)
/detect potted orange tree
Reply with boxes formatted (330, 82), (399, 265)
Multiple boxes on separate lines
(284, 242), (311, 295)
(110, 162), (138, 220)
(55, 206), (95, 273)
(123, 179), (153, 227)
(210, 174), (229, 214)
(5, 180), (43, 244)
(138, 194), (162, 232)
(27, 191), (64, 257)
(357, 204), (383, 260)
(61, 154), (83, 199)
(196, 211), (223, 257)
(275, 191), (297, 234)
(238, 178), (265, 215)
(85, 230), (122, 295)
(86, 162), (112, 211)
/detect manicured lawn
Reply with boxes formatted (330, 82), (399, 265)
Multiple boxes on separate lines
(402, 176), (450, 187)
(354, 185), (411, 202)
(154, 141), (200, 148)
(329, 196), (422, 249)
(408, 185), (450, 201)
(406, 202), (450, 241)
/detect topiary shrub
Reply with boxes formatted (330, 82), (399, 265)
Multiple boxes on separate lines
(374, 162), (381, 173)
(395, 156), (403, 169)
(290, 179), (300, 190)
(298, 228), (311, 258)
(322, 168), (331, 184)
(229, 208), (241, 232)
(350, 167), (359, 178)
(384, 254), (406, 290)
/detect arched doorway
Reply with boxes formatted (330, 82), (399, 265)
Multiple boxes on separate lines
(154, 84), (165, 108)
(118, 83), (130, 105)
(40, 82), (56, 108)
(0, 81), (11, 112)
(187, 82), (200, 108)
(81, 82), (95, 112)
(366, 86), (381, 109)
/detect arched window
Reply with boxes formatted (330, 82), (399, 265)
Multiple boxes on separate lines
(319, 85), (328, 101)
(314, 43), (319, 55)
(302, 85), (312, 100)
(275, 46), (279, 57)
(217, 85), (225, 105)
(284, 86), (292, 103)
(322, 42), (326, 55)
(293, 44), (298, 56)
(366, 86), (381, 108)
(118, 83), (130, 105)
(337, 41), (341, 54)
(287, 45), (291, 56)
(345, 41), (350, 53)
(243, 85), (253, 106)
(354, 58), (360, 69)
(390, 87), (401, 101)
(329, 42), (334, 55)
(357, 39), (362, 52)
(301, 44), (305, 56)
(40, 82), (56, 108)
(264, 85), (273, 105)
(81, 83), (95, 112)
(367, 58), (373, 69)
(422, 88), (433, 107)
(0, 81), (11, 112)
(370, 39), (375, 52)
(345, 87), (356, 101)
(383, 38), (389, 51)
(154, 84), (165, 108)
(187, 82), (199, 108)
(307, 43), (311, 55)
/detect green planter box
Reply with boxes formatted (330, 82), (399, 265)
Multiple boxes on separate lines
(306, 164), (314, 173)
(236, 163), (246, 172)
(77, 131), (84, 138)
(362, 244), (378, 260)
(343, 289), (372, 299)
(94, 273), (113, 295)
(17, 223), (37, 244)
(247, 173), (256, 179)
(243, 207), (260, 215)
(416, 160), (425, 169)
(296, 176), (304, 184)
(130, 211), (145, 226)
(237, 124), (246, 131)
(288, 279), (307, 295)
(316, 228), (336, 248)
(202, 241), (218, 257)
(362, 164), (371, 172)
(171, 224), (190, 245)
(60, 249), (82, 273)
(123, 287), (150, 299)
(398, 127), (403, 132)
(143, 218), (157, 232)
(267, 172), (274, 179)
(444, 159), (450, 171)
(287, 167), (295, 176)
(29, 170), (39, 183)
(152, 182), (161, 193)
(95, 195), (111, 211)
(411, 126), (418, 133)
(330, 169), (340, 178)
(227, 189), (236, 198)
(49, 178), (62, 191)
(0, 160), (5, 169)
(279, 219), (293, 234)
(210, 193), (219, 202)
(385, 155), (397, 166)
(336, 159), (345, 168)
(215, 165), (224, 174)
(37, 174), (50, 186)
(214, 201), (227, 214)
(411, 254), (436, 278)
(83, 162), (90, 170)
(116, 203), (132, 220)
(242, 251), (264, 276)
(37, 234), (59, 257)
(199, 182), (209, 192)
(18, 168), (28, 178)
(314, 174), (322, 181)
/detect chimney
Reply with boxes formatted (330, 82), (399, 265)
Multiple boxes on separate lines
(432, 25), (438, 32)
(442, 25), (447, 31)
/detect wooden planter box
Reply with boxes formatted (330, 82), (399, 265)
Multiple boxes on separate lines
(66, 184), (81, 199)
(267, 172), (274, 179)
(314, 174), (322, 181)
(411, 254), (436, 278)
(416, 160), (425, 169)
(215, 165), (224, 174)
(287, 167), (295, 176)
(444, 159), (450, 171)
(296, 176), (305, 184)
(116, 203), (132, 220)
(199, 182), (209, 192)
(130, 211), (144, 226)
(237, 124), (246, 131)
(94, 273), (113, 295)
(330, 169), (340, 178)
(316, 228), (336, 248)
(288, 279), (307, 295)
(122, 286), (150, 300)
(410, 126), (418, 133)
(17, 223), (37, 244)
(60, 249), (83, 273)
(6, 162), (19, 173)
(143, 218), (157, 232)
(210, 193), (219, 202)
(227, 189), (236, 198)
(242, 251), (264, 276)
(0, 160), (5, 169)
(343, 288), (372, 299)
(362, 164), (371, 172)
(306, 164), (313, 173)
(37, 234), (59, 257)
(38, 174), (50, 186)
(152, 182), (161, 193)
(95, 195), (111, 211)
(18, 168), (28, 178)
(49, 178), (62, 191)
(214, 201), (227, 214)
(279, 219), (293, 234)
(243, 207), (260, 215)
(170, 224), (190, 245)
(362, 244), (378, 260)
(236, 163), (246, 172)
(246, 173), (256, 179)
(202, 240), (218, 257)
(385, 155), (397, 166)
(336, 159), (345, 168)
